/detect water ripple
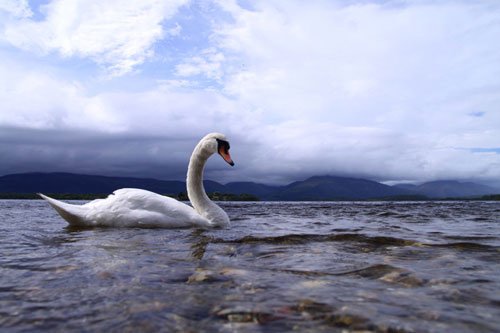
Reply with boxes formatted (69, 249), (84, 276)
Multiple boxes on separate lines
(0, 200), (499, 332)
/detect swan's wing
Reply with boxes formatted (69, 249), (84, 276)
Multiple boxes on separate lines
(83, 188), (211, 228)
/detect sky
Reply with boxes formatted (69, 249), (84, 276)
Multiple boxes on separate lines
(0, 0), (499, 186)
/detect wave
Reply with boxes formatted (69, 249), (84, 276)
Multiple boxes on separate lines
(210, 232), (499, 251)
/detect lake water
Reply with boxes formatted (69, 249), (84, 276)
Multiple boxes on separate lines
(1, 200), (499, 332)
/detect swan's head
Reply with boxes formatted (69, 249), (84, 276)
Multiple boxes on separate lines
(200, 133), (234, 166)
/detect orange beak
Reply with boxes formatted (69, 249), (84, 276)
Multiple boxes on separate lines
(218, 146), (234, 166)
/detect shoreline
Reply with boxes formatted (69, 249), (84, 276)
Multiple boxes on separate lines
(1, 193), (499, 201)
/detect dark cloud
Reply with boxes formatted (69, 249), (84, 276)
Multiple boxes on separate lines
(0, 127), (194, 181)
(1, 126), (500, 187)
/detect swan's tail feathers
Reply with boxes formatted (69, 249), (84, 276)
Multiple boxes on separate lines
(38, 193), (87, 226)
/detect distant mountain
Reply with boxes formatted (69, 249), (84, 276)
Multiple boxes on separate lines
(0, 172), (220, 195)
(270, 175), (413, 200)
(1, 172), (498, 200)
(394, 180), (499, 198)
(393, 183), (418, 191)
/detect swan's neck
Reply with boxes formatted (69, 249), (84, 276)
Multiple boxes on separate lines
(186, 145), (229, 226)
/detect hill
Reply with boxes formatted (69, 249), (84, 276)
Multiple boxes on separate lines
(0, 172), (219, 195)
(270, 176), (413, 200)
(2, 173), (410, 200)
(1, 172), (498, 200)
(393, 180), (498, 198)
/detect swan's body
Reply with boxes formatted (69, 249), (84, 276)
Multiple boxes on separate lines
(39, 133), (234, 228)
(39, 189), (211, 228)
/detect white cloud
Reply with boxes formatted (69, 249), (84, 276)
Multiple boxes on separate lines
(1, 0), (500, 184)
(1, 0), (189, 76)
(0, 53), (244, 135)
(202, 0), (500, 182)
(0, 0), (32, 18)
(212, 0), (500, 128)
(175, 48), (226, 81)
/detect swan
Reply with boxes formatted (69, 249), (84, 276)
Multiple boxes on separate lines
(39, 133), (234, 228)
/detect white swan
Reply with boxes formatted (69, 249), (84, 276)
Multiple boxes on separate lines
(39, 133), (234, 228)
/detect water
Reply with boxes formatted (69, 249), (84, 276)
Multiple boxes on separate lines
(1, 200), (499, 332)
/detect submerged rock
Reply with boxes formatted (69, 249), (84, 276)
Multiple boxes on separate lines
(293, 299), (335, 315)
(214, 306), (277, 324)
(220, 267), (249, 277)
(379, 270), (425, 287)
(186, 268), (231, 284)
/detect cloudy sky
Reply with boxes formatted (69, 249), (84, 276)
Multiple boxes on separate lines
(0, 0), (499, 185)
